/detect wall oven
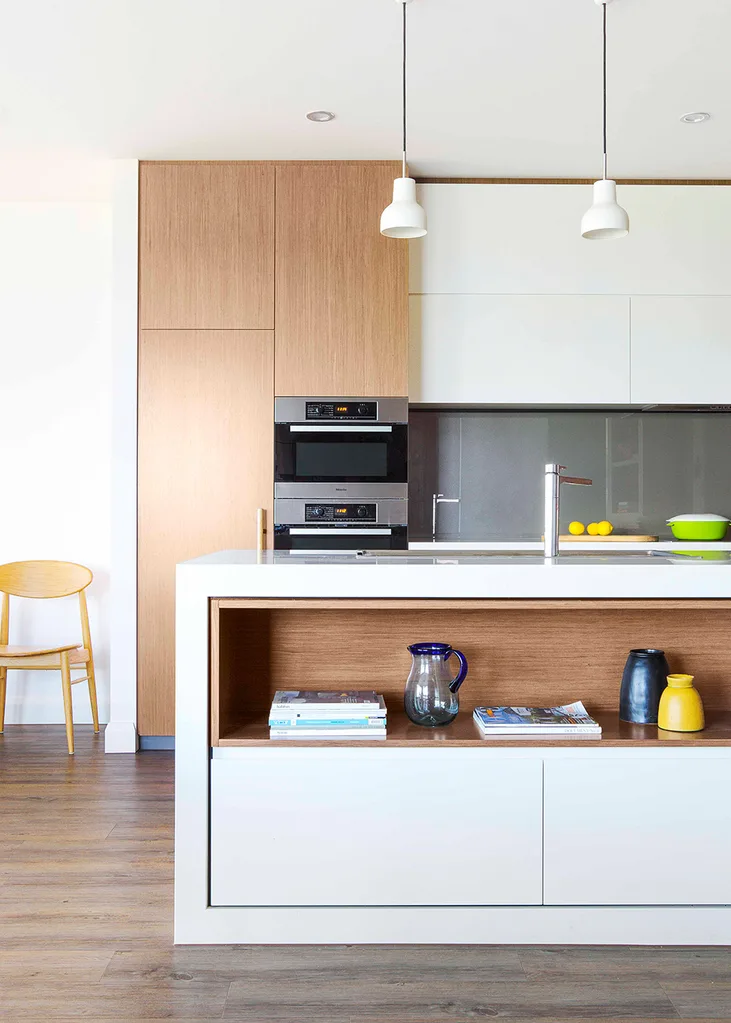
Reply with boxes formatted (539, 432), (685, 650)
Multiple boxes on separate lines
(273, 499), (407, 551)
(274, 397), (407, 496)
(274, 397), (408, 550)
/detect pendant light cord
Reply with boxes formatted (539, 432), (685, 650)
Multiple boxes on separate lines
(602, 1), (608, 179)
(402, 0), (408, 178)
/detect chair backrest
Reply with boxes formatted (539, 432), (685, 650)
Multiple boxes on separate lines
(0, 561), (93, 599)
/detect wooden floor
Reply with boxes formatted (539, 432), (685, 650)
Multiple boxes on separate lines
(1, 726), (730, 1022)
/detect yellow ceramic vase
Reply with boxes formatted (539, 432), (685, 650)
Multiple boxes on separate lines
(658, 674), (705, 732)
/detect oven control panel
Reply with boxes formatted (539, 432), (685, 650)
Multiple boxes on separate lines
(305, 401), (377, 421)
(305, 503), (377, 522)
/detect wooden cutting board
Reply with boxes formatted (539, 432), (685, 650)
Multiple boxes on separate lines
(558, 534), (659, 542)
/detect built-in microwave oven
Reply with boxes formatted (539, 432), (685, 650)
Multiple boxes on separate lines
(274, 397), (408, 496)
(274, 397), (408, 550)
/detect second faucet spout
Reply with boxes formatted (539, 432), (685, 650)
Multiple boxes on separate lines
(544, 463), (593, 558)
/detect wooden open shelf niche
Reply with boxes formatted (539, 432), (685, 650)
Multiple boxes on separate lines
(210, 598), (731, 747)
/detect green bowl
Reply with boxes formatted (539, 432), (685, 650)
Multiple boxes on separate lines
(668, 521), (729, 541)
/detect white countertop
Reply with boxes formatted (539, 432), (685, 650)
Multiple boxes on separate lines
(178, 549), (731, 599)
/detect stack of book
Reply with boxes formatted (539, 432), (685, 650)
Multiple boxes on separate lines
(473, 700), (602, 739)
(268, 690), (387, 739)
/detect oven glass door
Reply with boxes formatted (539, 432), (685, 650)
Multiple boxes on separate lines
(275, 424), (407, 484)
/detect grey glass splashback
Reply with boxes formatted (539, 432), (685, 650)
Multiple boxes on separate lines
(409, 409), (731, 541)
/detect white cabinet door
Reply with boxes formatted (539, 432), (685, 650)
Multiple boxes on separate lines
(544, 759), (731, 906)
(210, 755), (543, 906)
(410, 294), (630, 404)
(411, 184), (731, 296)
(631, 297), (731, 405)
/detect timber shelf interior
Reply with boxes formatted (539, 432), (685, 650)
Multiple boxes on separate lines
(210, 598), (731, 748)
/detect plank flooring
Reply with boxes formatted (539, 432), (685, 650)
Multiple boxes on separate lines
(1, 724), (730, 1021)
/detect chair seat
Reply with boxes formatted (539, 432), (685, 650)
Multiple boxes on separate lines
(0, 642), (85, 658)
(0, 644), (89, 669)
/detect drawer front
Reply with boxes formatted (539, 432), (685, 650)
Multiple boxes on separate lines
(210, 756), (543, 907)
(544, 759), (731, 906)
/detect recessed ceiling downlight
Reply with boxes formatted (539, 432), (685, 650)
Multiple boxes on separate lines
(680, 111), (710, 123)
(306, 110), (335, 122)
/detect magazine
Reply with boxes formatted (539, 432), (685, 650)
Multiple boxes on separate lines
(270, 690), (381, 712)
(473, 700), (601, 735)
(269, 696), (386, 724)
(269, 728), (387, 740)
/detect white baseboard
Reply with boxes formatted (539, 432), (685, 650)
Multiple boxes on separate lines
(104, 720), (138, 753)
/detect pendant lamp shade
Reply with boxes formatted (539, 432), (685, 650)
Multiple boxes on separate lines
(381, 177), (427, 238)
(582, 0), (628, 240)
(581, 179), (629, 239)
(381, 0), (426, 238)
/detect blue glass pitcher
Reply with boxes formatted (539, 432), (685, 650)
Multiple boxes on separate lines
(404, 643), (468, 727)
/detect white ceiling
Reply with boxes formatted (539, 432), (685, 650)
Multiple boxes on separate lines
(0, 0), (728, 178)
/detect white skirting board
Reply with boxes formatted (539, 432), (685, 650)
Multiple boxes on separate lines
(104, 720), (138, 753)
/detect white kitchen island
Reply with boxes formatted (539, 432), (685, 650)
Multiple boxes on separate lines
(175, 550), (731, 945)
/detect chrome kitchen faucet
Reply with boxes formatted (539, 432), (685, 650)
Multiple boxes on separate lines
(432, 493), (460, 542)
(544, 464), (593, 558)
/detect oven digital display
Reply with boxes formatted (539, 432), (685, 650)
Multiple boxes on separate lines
(305, 401), (377, 420)
(305, 503), (377, 522)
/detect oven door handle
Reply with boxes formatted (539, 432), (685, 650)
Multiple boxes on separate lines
(287, 425), (393, 433)
(288, 528), (393, 536)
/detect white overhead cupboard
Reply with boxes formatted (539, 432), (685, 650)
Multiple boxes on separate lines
(412, 294), (630, 405)
(409, 184), (731, 405)
(630, 296), (731, 406)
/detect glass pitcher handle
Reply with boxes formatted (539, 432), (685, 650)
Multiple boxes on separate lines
(447, 648), (468, 693)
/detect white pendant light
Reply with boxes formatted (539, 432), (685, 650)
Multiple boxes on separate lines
(380, 0), (427, 238)
(581, 0), (629, 240)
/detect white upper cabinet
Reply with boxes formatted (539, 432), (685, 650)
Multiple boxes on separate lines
(409, 183), (731, 404)
(631, 297), (731, 406)
(411, 184), (731, 297)
(410, 294), (630, 404)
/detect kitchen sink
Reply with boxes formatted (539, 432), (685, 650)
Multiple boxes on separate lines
(357, 549), (707, 560)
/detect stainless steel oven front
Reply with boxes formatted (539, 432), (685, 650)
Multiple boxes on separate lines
(274, 397), (408, 499)
(273, 498), (407, 551)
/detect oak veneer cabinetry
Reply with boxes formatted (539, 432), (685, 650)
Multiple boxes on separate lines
(138, 331), (273, 736)
(139, 162), (274, 329)
(138, 161), (408, 735)
(274, 161), (409, 396)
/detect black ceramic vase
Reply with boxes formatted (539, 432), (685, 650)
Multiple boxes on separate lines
(619, 648), (671, 724)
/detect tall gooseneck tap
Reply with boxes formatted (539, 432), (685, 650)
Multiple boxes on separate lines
(544, 464), (593, 558)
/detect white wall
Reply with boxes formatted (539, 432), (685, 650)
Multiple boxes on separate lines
(0, 160), (114, 724)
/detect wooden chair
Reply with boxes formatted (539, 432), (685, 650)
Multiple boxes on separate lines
(0, 561), (99, 754)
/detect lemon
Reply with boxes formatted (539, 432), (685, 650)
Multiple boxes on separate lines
(568, 521), (585, 535)
(597, 520), (614, 536)
(586, 522), (600, 536)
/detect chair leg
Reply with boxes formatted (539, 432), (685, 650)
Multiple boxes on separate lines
(60, 651), (74, 755)
(87, 658), (99, 734)
(0, 667), (6, 733)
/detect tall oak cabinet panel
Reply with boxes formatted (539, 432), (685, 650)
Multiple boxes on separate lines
(139, 162), (275, 329)
(138, 162), (275, 736)
(274, 161), (409, 396)
(138, 331), (273, 735)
